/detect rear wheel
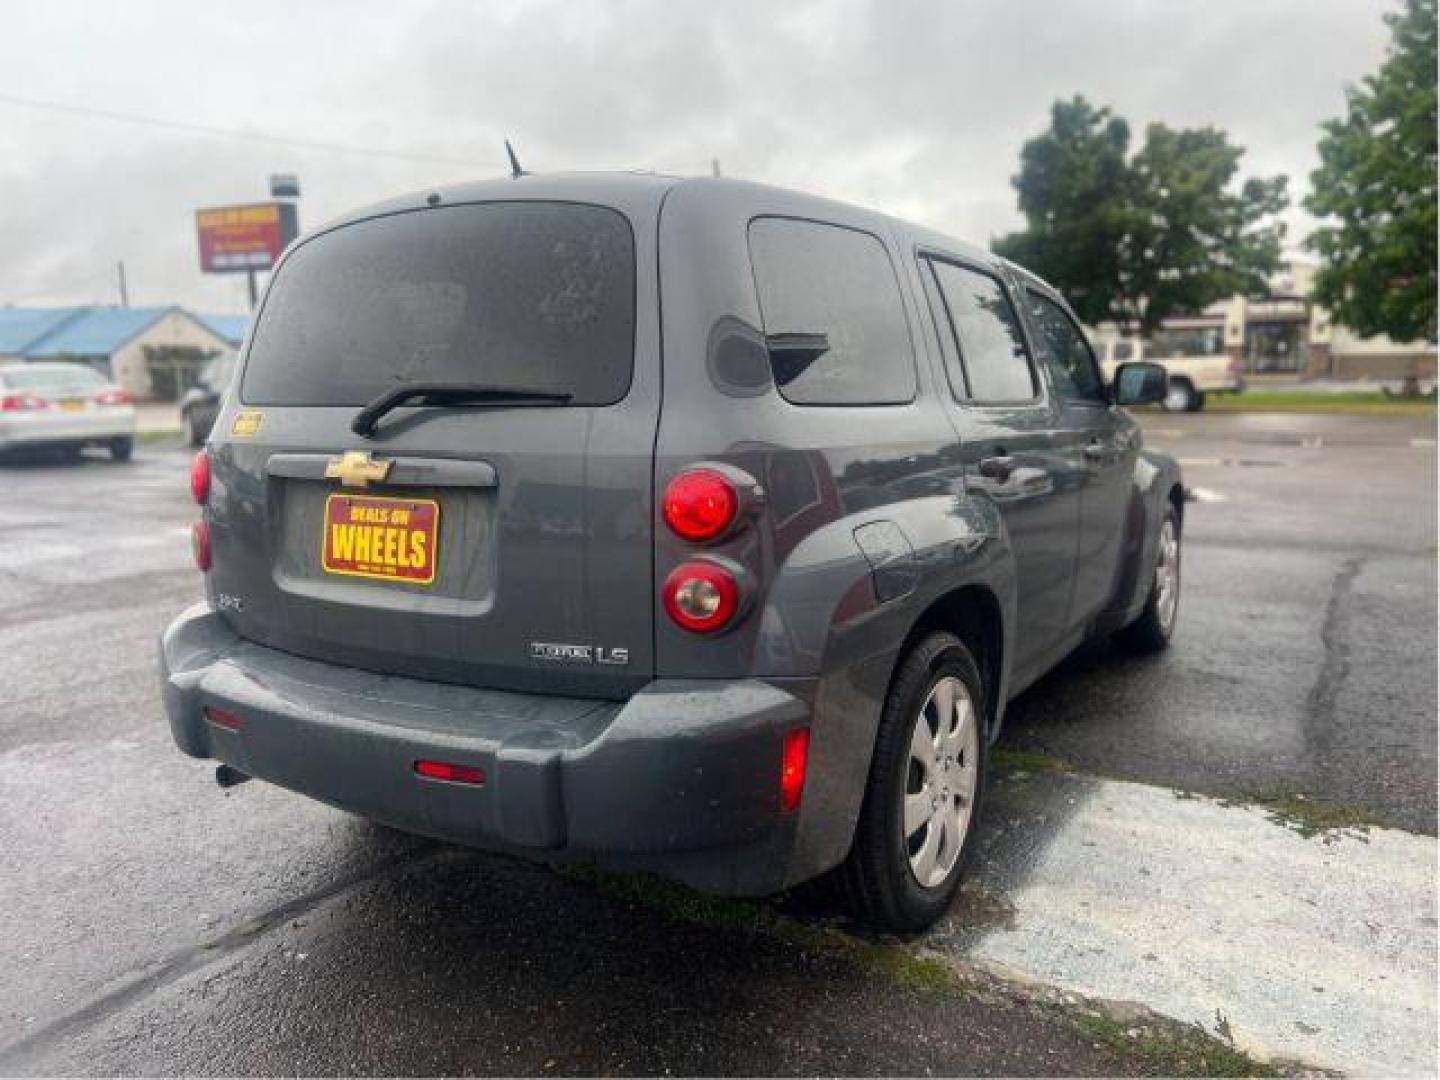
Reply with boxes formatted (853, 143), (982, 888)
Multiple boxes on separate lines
(1116, 504), (1181, 652)
(110, 436), (133, 462)
(836, 632), (987, 931)
(1163, 380), (1197, 413)
(1189, 391), (1207, 413)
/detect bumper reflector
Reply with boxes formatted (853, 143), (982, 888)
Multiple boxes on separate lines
(414, 759), (486, 785)
(204, 707), (243, 731)
(780, 727), (810, 812)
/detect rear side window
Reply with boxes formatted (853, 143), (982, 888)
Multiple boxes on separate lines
(242, 202), (635, 406)
(748, 218), (915, 405)
(928, 261), (1037, 403)
(1026, 290), (1108, 404)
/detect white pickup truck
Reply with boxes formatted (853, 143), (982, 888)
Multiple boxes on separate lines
(1095, 338), (1245, 412)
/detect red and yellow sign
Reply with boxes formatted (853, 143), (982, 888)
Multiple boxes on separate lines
(196, 202), (298, 274)
(322, 495), (439, 584)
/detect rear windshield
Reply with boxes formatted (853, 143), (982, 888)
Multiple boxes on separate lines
(241, 201), (635, 406)
(2, 365), (106, 392)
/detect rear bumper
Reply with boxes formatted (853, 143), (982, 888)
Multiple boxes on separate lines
(0, 408), (136, 449)
(159, 603), (817, 895)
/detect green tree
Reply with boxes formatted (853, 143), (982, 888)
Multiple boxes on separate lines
(994, 96), (1289, 336)
(1305, 0), (1437, 343)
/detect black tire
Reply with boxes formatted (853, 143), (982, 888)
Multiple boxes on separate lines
(1115, 503), (1181, 653)
(834, 631), (988, 932)
(1163, 379), (1197, 413)
(186, 411), (204, 447)
(110, 436), (134, 462)
(1189, 391), (1207, 413)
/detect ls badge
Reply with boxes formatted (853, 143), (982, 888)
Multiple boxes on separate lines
(530, 642), (630, 666)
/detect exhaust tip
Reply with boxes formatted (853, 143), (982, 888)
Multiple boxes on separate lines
(215, 764), (251, 789)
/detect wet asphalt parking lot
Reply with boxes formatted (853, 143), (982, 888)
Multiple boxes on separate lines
(0, 410), (1434, 1075)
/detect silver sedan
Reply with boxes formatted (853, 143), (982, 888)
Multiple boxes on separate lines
(0, 362), (137, 460)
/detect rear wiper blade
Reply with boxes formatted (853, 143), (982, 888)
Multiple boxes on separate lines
(351, 381), (572, 436)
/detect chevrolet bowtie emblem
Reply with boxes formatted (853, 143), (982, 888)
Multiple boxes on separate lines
(324, 451), (392, 489)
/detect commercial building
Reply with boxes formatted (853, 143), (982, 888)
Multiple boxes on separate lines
(0, 305), (247, 400)
(1094, 257), (1437, 382)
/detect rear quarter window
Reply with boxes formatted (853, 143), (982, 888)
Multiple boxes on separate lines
(748, 217), (916, 406)
(241, 202), (635, 407)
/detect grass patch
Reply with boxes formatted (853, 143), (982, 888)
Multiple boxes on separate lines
(1242, 788), (1379, 840)
(990, 745), (1073, 773)
(136, 429), (185, 444)
(1072, 1009), (1278, 1077)
(557, 864), (1283, 1076)
(1205, 390), (1436, 416)
(557, 863), (958, 993)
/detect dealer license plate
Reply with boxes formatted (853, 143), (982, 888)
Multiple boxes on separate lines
(321, 494), (439, 585)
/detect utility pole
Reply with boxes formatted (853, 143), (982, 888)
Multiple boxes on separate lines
(262, 173), (300, 310)
(246, 268), (258, 309)
(116, 260), (129, 307)
(712, 158), (721, 178)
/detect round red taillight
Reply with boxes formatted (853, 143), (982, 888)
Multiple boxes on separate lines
(662, 560), (739, 632)
(662, 469), (738, 542)
(190, 450), (211, 505)
(191, 520), (212, 572)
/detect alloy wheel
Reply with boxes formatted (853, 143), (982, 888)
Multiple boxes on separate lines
(1155, 517), (1180, 633)
(903, 675), (980, 889)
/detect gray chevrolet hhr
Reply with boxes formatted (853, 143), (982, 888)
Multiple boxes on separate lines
(161, 174), (1182, 931)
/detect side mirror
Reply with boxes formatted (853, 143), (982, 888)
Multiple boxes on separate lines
(1113, 361), (1168, 407)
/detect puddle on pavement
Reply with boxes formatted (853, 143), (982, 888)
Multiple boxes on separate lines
(950, 883), (1018, 931)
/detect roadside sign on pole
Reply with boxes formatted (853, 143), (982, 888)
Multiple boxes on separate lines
(195, 202), (299, 274)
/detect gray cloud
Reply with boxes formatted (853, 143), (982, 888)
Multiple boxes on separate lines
(0, 0), (1393, 312)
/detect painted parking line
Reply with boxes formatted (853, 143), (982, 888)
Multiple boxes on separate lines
(932, 774), (1437, 1077)
(1411, 437), (1437, 448)
(1186, 486), (1227, 503)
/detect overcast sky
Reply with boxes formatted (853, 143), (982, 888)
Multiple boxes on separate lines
(0, 0), (1396, 315)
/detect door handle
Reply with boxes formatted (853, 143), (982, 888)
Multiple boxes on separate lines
(978, 455), (1017, 481)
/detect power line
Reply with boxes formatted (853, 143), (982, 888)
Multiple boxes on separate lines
(0, 91), (490, 168)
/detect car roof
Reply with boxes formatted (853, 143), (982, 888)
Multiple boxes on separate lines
(314, 171), (683, 237)
(303, 171), (1003, 276)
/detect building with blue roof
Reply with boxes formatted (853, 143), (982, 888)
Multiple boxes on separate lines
(0, 305), (249, 399)
(0, 306), (88, 356)
(194, 313), (249, 348)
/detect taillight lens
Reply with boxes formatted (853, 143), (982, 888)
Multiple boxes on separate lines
(0, 393), (47, 411)
(662, 560), (739, 632)
(191, 520), (212, 571)
(780, 728), (810, 812)
(94, 387), (132, 406)
(662, 468), (738, 542)
(190, 450), (211, 504)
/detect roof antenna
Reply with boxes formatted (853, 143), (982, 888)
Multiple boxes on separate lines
(505, 139), (527, 179)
